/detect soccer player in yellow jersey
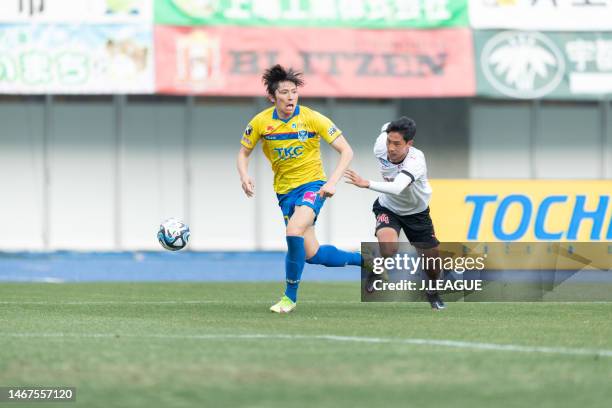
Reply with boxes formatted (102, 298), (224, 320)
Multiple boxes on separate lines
(237, 65), (361, 313)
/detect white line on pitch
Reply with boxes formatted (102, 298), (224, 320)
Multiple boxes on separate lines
(2, 300), (611, 305)
(2, 332), (611, 358)
(0, 300), (220, 305)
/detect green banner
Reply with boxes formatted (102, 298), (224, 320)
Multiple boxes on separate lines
(155, 0), (468, 28)
(475, 30), (612, 100)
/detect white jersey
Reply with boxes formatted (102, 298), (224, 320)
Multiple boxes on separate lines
(373, 125), (432, 215)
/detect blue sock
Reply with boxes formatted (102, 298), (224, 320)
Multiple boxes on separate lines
(284, 236), (305, 302)
(305, 245), (362, 267)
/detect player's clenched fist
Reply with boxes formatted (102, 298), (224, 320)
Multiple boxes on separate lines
(317, 182), (336, 198)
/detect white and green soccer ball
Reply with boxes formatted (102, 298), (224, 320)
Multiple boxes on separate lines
(157, 218), (190, 251)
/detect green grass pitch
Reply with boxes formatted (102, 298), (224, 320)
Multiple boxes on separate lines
(1, 282), (612, 408)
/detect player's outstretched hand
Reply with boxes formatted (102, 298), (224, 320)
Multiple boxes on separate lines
(241, 177), (255, 197)
(317, 182), (335, 198)
(344, 169), (370, 188)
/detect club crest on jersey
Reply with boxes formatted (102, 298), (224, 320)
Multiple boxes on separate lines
(379, 157), (392, 167)
(297, 129), (308, 142)
(302, 191), (316, 204)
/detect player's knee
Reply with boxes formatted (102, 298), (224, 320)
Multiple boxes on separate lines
(304, 246), (326, 265)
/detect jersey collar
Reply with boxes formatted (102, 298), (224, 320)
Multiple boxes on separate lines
(388, 149), (409, 165)
(272, 105), (300, 123)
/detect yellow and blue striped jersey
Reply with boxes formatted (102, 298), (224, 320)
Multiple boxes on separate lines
(241, 105), (342, 194)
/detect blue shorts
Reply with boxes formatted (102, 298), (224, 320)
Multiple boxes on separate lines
(277, 180), (326, 225)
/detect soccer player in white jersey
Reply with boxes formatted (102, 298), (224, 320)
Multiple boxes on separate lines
(344, 117), (445, 310)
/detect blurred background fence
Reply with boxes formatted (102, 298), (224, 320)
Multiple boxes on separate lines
(0, 0), (610, 252)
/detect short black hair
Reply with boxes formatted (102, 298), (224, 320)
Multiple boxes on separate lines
(262, 64), (304, 97)
(386, 116), (416, 142)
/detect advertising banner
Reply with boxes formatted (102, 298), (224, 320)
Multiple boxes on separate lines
(155, 25), (475, 97)
(154, 0), (468, 29)
(0, 0), (152, 23)
(475, 30), (612, 99)
(469, 0), (612, 31)
(429, 180), (612, 242)
(0, 24), (155, 94)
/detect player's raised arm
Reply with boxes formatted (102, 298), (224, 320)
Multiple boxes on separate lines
(311, 112), (353, 198)
(344, 168), (412, 196)
(318, 135), (353, 198)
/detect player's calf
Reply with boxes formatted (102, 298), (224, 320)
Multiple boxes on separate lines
(305, 245), (361, 267)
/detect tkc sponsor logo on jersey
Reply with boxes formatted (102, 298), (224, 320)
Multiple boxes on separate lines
(274, 146), (304, 160)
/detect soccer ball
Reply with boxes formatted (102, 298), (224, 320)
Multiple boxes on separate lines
(157, 218), (190, 251)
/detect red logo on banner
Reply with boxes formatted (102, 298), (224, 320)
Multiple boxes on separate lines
(155, 26), (476, 97)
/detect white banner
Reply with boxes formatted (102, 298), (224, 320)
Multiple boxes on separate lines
(0, 0), (152, 23)
(475, 30), (612, 99)
(0, 24), (155, 94)
(469, 0), (612, 31)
